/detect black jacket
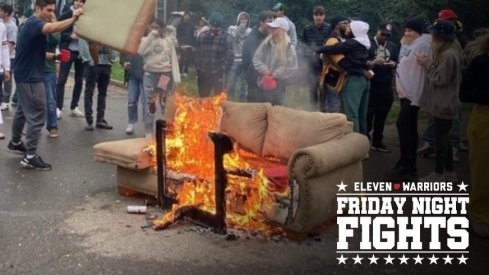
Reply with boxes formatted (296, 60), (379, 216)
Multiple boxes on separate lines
(302, 22), (332, 68)
(368, 37), (398, 84)
(317, 38), (368, 76)
(242, 27), (268, 85)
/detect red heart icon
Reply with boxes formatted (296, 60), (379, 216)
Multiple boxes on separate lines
(394, 183), (401, 191)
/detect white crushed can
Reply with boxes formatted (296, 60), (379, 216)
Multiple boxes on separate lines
(127, 205), (147, 214)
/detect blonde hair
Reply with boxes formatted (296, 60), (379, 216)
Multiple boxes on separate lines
(463, 28), (489, 66)
(259, 28), (290, 67)
(432, 36), (463, 68)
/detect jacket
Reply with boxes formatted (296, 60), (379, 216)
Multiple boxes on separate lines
(252, 38), (298, 80)
(420, 46), (463, 119)
(227, 12), (252, 61)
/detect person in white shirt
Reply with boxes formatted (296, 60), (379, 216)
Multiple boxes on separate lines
(386, 16), (432, 180)
(0, 3), (17, 111)
(0, 18), (10, 138)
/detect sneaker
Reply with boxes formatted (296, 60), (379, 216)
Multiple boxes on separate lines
(445, 171), (459, 183)
(49, 128), (59, 138)
(419, 172), (445, 182)
(85, 123), (94, 131)
(96, 119), (113, 130)
(70, 107), (84, 117)
(0, 132), (4, 139)
(371, 143), (391, 153)
(0, 102), (9, 111)
(20, 154), (52, 171)
(56, 108), (62, 119)
(125, 124), (134, 134)
(7, 140), (26, 155)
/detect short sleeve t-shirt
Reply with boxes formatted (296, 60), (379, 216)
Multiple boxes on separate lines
(14, 16), (46, 82)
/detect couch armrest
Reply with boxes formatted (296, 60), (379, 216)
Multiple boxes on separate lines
(288, 133), (370, 178)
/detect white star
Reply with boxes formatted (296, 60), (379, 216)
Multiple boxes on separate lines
(458, 254), (468, 265)
(384, 254), (394, 265)
(337, 254), (347, 265)
(399, 254), (409, 264)
(369, 254), (379, 264)
(413, 254), (423, 264)
(429, 254), (438, 264)
(337, 182), (348, 192)
(457, 182), (468, 192)
(443, 254), (453, 264)
(353, 254), (363, 264)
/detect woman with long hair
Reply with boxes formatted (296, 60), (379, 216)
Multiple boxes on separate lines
(460, 28), (489, 237)
(418, 20), (463, 182)
(252, 17), (297, 105)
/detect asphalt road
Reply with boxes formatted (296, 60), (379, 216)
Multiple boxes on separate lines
(0, 80), (487, 275)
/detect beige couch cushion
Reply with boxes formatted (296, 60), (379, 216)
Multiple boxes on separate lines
(93, 138), (152, 170)
(262, 106), (349, 159)
(220, 101), (271, 156)
(75, 0), (156, 55)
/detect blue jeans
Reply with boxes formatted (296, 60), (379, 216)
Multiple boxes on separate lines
(226, 60), (248, 101)
(324, 85), (342, 113)
(143, 72), (173, 135)
(44, 72), (58, 131)
(127, 76), (147, 124)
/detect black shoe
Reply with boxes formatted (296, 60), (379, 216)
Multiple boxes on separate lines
(7, 140), (26, 155)
(85, 124), (94, 131)
(20, 155), (52, 171)
(96, 119), (113, 130)
(371, 143), (391, 153)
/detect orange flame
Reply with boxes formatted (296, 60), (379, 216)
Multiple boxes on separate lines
(151, 93), (288, 235)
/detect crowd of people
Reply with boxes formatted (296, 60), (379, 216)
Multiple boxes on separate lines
(0, 1), (487, 236)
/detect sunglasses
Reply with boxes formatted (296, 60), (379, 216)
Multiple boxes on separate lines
(380, 32), (391, 37)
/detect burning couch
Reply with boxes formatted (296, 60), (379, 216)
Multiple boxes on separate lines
(93, 95), (369, 233)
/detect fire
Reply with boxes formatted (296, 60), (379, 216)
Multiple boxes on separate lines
(149, 93), (288, 235)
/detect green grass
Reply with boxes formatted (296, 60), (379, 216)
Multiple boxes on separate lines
(111, 62), (125, 83)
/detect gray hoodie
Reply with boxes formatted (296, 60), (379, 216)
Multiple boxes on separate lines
(227, 12), (252, 61)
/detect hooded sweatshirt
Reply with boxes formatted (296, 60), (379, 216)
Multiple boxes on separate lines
(396, 34), (432, 106)
(138, 30), (181, 84)
(227, 12), (252, 61)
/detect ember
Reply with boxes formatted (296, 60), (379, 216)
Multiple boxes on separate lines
(148, 93), (288, 235)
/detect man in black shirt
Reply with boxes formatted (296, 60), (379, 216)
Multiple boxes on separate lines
(367, 23), (398, 152)
(302, 5), (331, 110)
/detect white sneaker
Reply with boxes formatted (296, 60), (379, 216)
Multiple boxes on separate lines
(125, 124), (134, 134)
(0, 132), (5, 139)
(56, 108), (62, 119)
(70, 107), (84, 117)
(0, 102), (8, 111)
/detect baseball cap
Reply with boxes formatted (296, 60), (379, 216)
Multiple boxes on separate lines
(428, 20), (456, 40)
(267, 17), (289, 32)
(272, 2), (286, 11)
(438, 9), (458, 20)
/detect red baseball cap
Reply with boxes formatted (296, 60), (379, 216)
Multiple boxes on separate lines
(438, 9), (458, 20)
